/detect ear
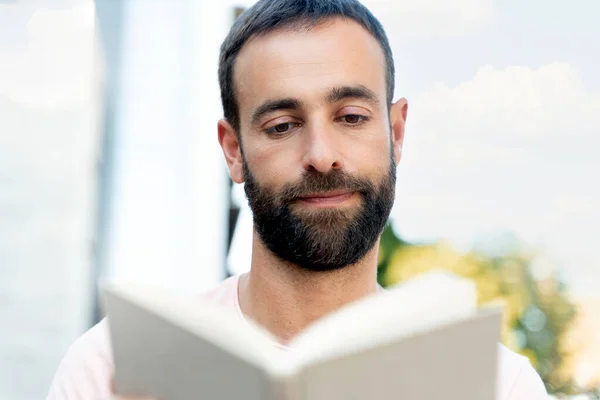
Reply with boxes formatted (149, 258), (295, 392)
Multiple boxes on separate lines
(218, 119), (244, 183)
(389, 98), (408, 166)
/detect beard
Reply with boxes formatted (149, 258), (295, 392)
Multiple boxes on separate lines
(242, 150), (396, 272)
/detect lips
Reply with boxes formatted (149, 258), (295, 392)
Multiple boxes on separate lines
(299, 191), (352, 199)
(296, 191), (354, 204)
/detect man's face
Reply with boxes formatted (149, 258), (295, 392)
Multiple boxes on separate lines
(220, 18), (407, 271)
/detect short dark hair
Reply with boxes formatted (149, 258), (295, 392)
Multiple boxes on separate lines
(218, 0), (395, 136)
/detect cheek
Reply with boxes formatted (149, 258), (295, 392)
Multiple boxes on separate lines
(246, 143), (300, 189)
(351, 134), (392, 175)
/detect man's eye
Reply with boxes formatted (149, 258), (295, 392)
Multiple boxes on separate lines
(342, 115), (368, 124)
(266, 122), (298, 135)
(275, 123), (291, 133)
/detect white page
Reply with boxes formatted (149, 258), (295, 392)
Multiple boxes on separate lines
(297, 308), (502, 400)
(104, 283), (283, 399)
(291, 271), (477, 366)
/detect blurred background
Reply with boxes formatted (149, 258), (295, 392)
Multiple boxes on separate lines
(0, 0), (598, 398)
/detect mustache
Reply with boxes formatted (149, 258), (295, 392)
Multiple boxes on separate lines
(278, 169), (375, 203)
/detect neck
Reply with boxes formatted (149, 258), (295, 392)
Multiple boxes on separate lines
(238, 230), (380, 344)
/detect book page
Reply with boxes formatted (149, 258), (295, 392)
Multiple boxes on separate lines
(290, 271), (477, 366)
(297, 308), (502, 400)
(104, 284), (281, 399)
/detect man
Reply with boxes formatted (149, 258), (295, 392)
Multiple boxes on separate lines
(47, 0), (548, 399)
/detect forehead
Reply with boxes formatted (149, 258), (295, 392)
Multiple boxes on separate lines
(233, 18), (387, 115)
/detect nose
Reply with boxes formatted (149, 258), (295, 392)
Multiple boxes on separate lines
(301, 120), (343, 174)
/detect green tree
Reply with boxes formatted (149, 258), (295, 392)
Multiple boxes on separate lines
(377, 224), (597, 397)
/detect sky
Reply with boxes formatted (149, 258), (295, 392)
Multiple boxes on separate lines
(365, 0), (600, 296)
(1, 0), (598, 296)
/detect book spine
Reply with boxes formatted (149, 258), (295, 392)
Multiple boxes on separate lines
(270, 374), (303, 400)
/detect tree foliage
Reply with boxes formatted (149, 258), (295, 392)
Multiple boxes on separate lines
(377, 224), (598, 397)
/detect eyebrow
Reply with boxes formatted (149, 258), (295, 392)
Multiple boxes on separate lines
(326, 85), (380, 106)
(251, 98), (303, 125)
(250, 85), (380, 126)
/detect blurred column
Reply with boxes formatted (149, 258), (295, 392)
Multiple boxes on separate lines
(94, 0), (230, 301)
(0, 2), (99, 397)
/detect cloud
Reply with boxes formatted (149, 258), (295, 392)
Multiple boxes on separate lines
(552, 194), (599, 218)
(363, 0), (495, 37)
(411, 63), (599, 144)
(397, 62), (600, 186)
(392, 63), (600, 294)
(0, 0), (97, 108)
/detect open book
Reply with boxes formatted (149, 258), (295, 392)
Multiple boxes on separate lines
(103, 271), (502, 400)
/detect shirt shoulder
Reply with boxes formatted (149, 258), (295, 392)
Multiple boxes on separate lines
(46, 318), (113, 400)
(496, 343), (548, 400)
(197, 274), (241, 309)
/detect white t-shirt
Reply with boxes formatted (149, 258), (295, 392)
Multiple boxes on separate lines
(46, 274), (549, 399)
